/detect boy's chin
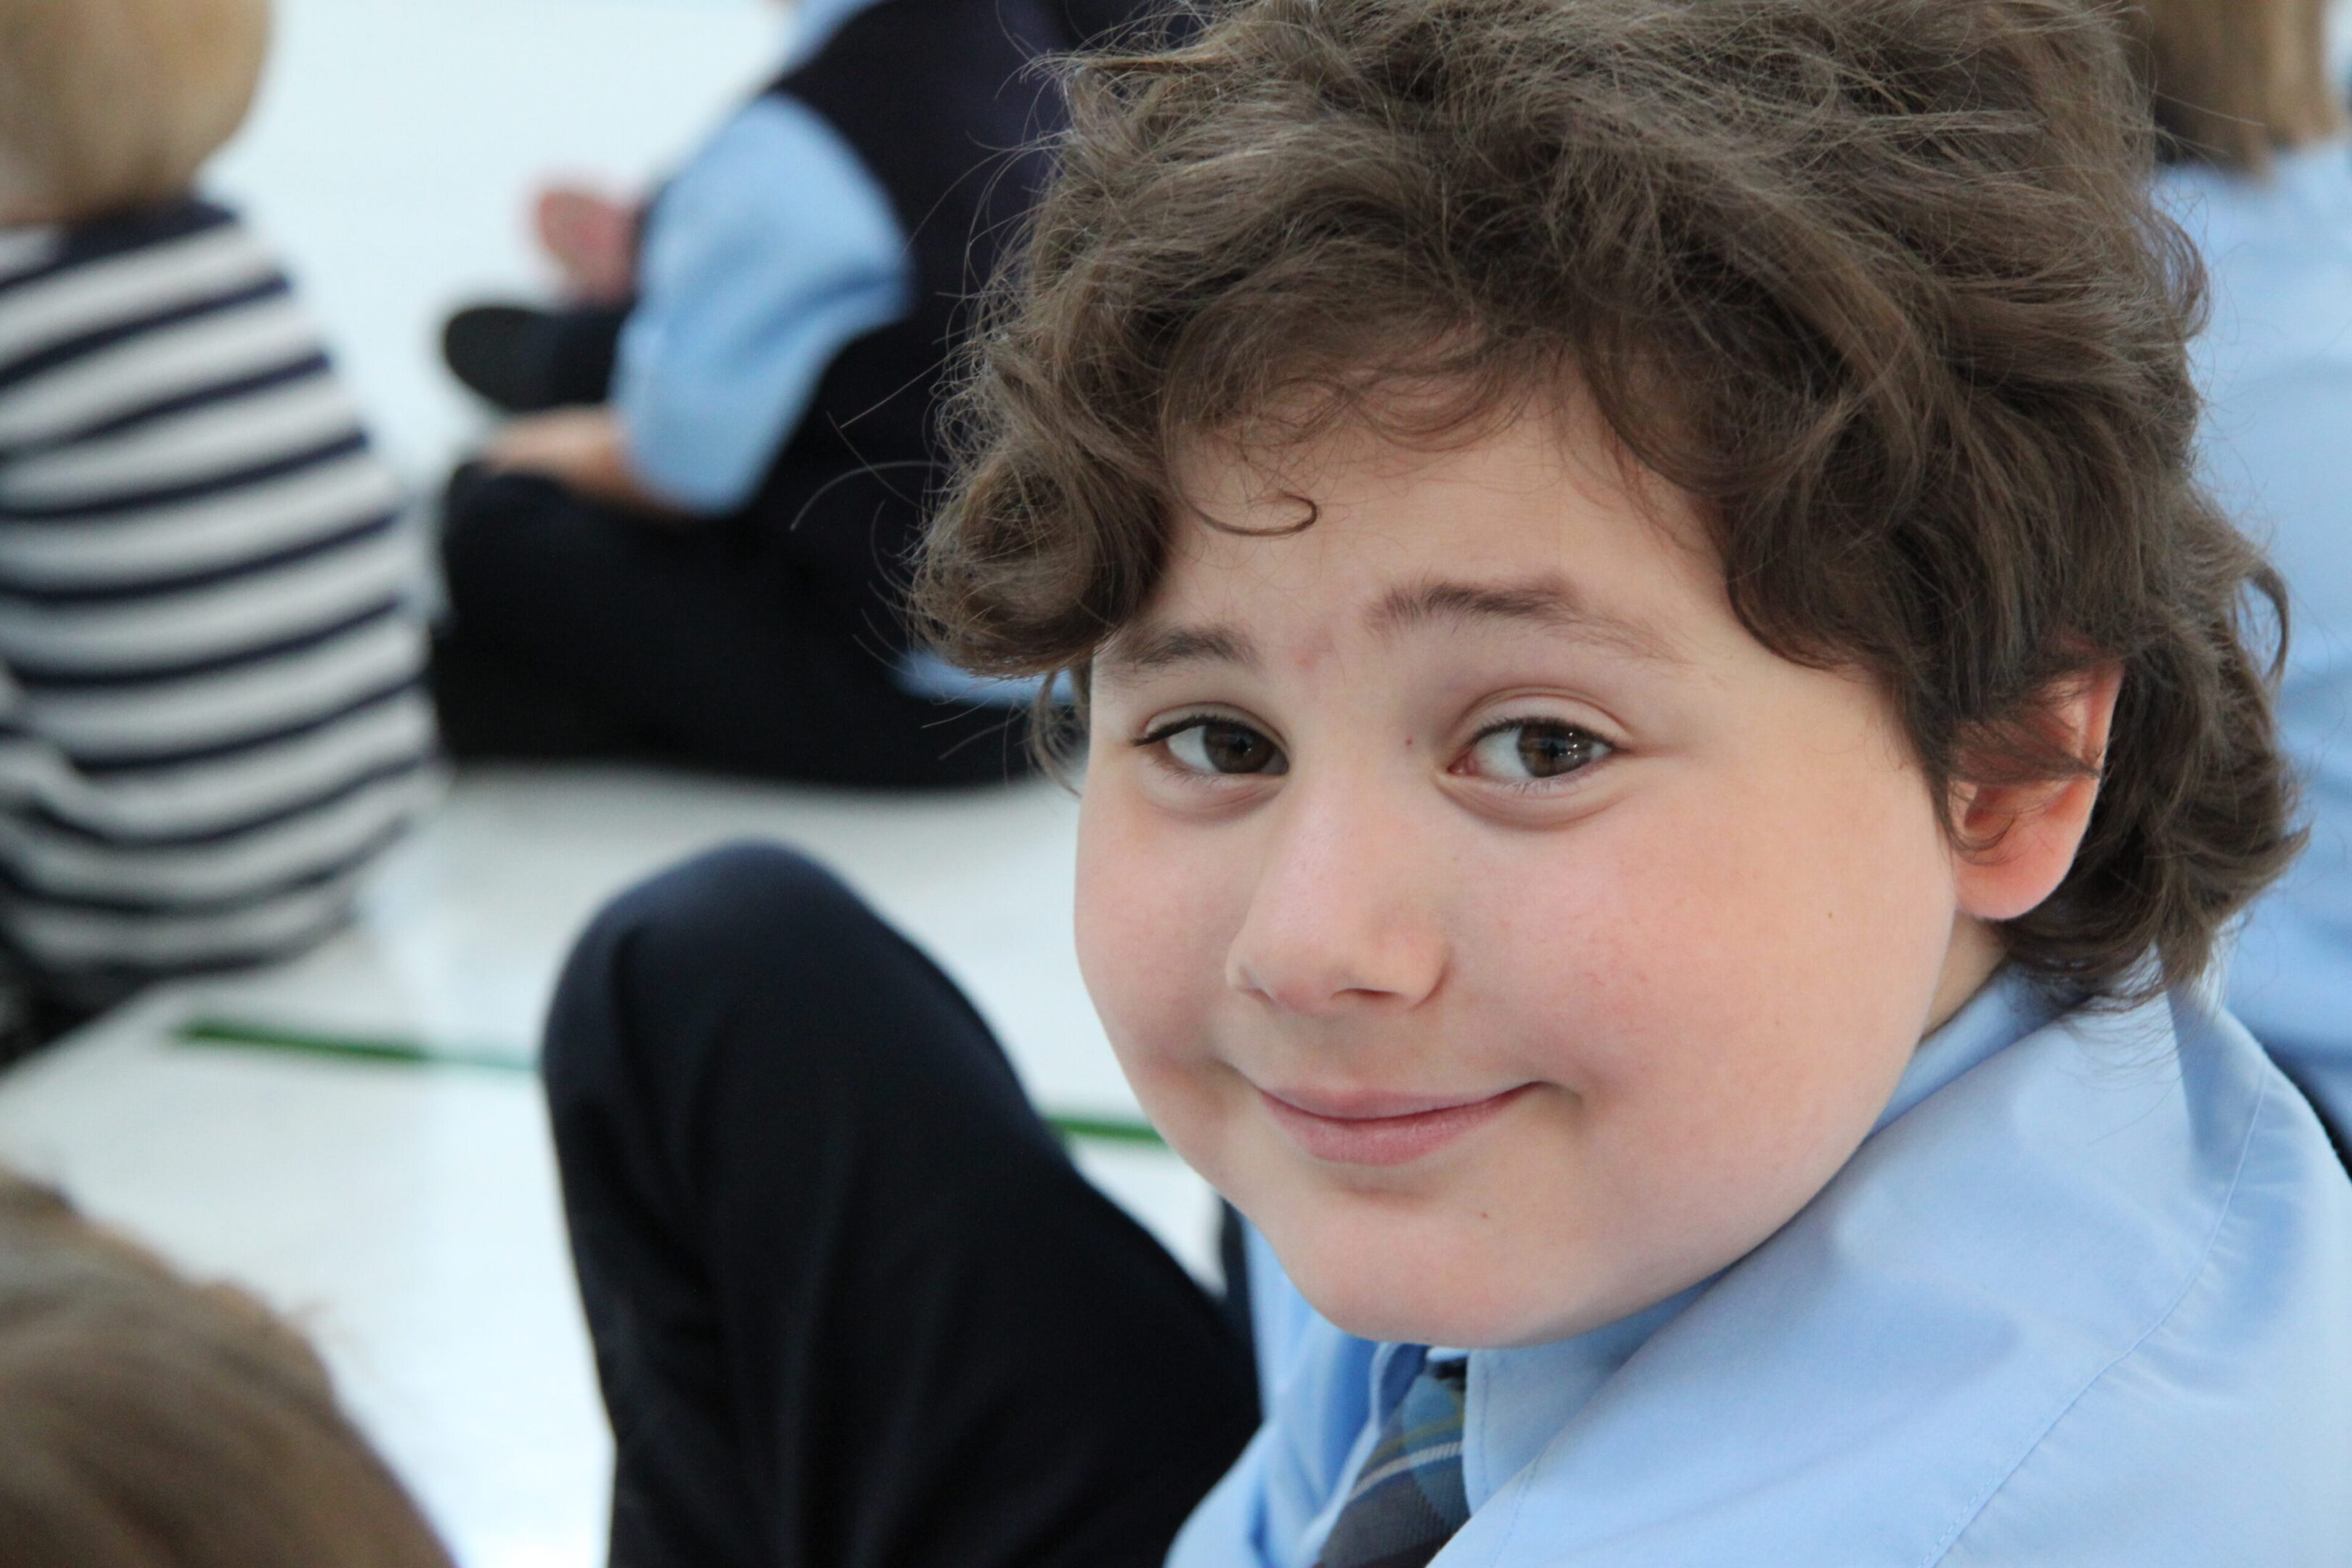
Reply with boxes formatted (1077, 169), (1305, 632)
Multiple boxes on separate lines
(1262, 1213), (1632, 1349)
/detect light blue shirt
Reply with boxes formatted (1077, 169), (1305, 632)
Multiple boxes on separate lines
(616, 0), (912, 515)
(2160, 144), (2352, 1132)
(613, 0), (1047, 707)
(1174, 973), (2352, 1565)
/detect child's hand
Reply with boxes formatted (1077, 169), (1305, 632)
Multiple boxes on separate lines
(533, 184), (640, 306)
(485, 407), (683, 519)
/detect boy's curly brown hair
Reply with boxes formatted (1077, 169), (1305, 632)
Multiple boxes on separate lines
(913, 0), (2300, 1001)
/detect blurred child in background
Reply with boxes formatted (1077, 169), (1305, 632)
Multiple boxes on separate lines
(0, 0), (436, 1050)
(428, 0), (1164, 788)
(2138, 0), (2352, 1143)
(0, 1168), (454, 1568)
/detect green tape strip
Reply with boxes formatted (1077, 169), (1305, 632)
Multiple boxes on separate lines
(1042, 1113), (1167, 1147)
(174, 1017), (1167, 1148)
(179, 1017), (528, 1074)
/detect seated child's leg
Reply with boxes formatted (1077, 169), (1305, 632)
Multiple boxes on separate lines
(434, 472), (1031, 786)
(542, 844), (1259, 1568)
(430, 467), (648, 761)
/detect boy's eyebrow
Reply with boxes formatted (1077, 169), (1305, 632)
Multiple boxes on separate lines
(1369, 576), (1685, 664)
(1098, 622), (1259, 676)
(1100, 579), (1683, 677)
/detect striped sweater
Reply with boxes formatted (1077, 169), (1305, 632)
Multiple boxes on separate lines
(0, 199), (436, 1003)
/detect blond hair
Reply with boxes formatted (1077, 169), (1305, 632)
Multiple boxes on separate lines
(0, 0), (270, 221)
(0, 1171), (455, 1568)
(2128, 0), (2346, 173)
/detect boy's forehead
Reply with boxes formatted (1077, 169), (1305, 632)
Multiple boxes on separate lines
(1170, 391), (1610, 512)
(1114, 412), (1718, 675)
(1100, 568), (1691, 677)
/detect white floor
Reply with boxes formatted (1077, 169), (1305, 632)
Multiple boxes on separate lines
(0, 8), (1217, 1567)
(0, 770), (1217, 1568)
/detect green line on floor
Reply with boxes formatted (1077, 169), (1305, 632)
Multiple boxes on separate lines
(174, 1017), (1169, 1148)
(1045, 1113), (1167, 1148)
(178, 1017), (531, 1074)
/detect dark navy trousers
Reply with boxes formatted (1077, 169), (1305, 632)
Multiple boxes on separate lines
(432, 467), (1034, 788)
(542, 844), (1259, 1568)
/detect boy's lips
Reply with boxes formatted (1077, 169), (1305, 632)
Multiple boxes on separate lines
(1257, 1084), (1534, 1166)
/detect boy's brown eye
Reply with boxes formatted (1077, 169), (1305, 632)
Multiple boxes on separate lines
(1519, 724), (1597, 776)
(1163, 719), (1287, 776)
(1466, 719), (1613, 782)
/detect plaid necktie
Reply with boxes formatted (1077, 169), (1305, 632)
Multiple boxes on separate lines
(1315, 1354), (1471, 1568)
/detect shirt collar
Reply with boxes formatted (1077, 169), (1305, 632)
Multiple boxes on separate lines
(1455, 967), (2052, 1508)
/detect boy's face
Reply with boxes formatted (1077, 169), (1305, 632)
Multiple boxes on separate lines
(1076, 401), (2004, 1348)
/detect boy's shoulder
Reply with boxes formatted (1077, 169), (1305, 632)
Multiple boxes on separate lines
(1773, 989), (2352, 1565)
(1188, 987), (2352, 1568)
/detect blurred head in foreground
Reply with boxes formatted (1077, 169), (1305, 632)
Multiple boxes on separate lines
(2127, 0), (2345, 172)
(0, 0), (270, 224)
(0, 1172), (453, 1568)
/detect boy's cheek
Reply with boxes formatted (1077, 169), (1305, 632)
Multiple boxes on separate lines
(1074, 717), (1961, 1342)
(1073, 784), (1243, 1090)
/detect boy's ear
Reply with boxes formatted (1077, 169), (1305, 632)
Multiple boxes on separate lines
(1947, 664), (2124, 923)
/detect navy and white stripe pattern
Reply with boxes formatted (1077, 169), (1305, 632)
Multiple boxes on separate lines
(0, 200), (435, 996)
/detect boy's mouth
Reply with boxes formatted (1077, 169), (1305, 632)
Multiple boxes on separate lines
(1257, 1085), (1534, 1167)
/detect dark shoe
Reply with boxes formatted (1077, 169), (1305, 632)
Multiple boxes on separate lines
(443, 304), (558, 413)
(441, 303), (630, 414)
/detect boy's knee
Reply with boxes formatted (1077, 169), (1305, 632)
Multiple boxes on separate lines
(438, 467), (571, 595)
(444, 461), (563, 521)
(604, 841), (874, 968)
(544, 842), (888, 1085)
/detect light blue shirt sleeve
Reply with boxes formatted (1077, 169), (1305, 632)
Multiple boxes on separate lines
(616, 94), (913, 515)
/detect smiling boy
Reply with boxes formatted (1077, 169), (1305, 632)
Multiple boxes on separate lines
(1077, 409), (2041, 1354)
(540, 0), (2352, 1564)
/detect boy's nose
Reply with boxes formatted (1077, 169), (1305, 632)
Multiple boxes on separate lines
(1224, 785), (1448, 1017)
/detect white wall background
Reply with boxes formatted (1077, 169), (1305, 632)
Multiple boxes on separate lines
(208, 0), (787, 486)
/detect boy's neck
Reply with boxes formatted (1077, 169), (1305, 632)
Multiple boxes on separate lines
(1926, 917), (2007, 1038)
